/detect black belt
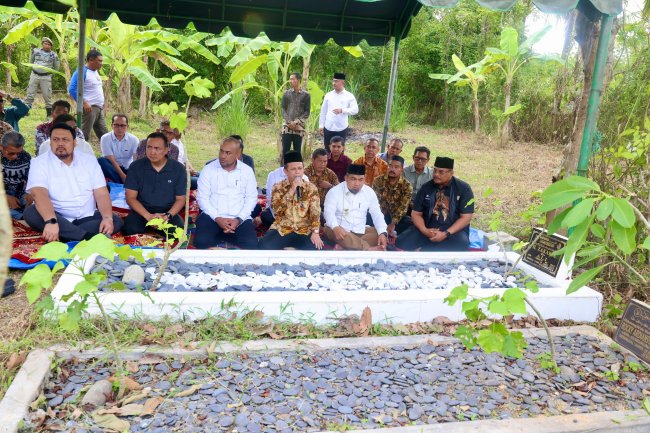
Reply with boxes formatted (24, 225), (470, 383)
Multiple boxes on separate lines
(32, 71), (51, 76)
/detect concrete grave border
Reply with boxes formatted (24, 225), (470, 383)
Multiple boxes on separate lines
(1, 326), (647, 433)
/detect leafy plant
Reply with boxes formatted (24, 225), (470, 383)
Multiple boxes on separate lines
(146, 217), (189, 292)
(215, 90), (250, 140)
(537, 352), (560, 374)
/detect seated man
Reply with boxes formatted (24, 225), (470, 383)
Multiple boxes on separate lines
(304, 148), (338, 208)
(326, 135), (352, 182)
(195, 136), (258, 249)
(323, 164), (387, 251)
(0, 90), (29, 132)
(372, 155), (413, 236)
(38, 114), (93, 156)
(123, 132), (186, 235)
(1, 131), (32, 219)
(397, 157), (474, 252)
(231, 134), (255, 173)
(353, 138), (388, 186)
(378, 138), (404, 163)
(403, 146), (432, 201)
(135, 121), (180, 161)
(98, 114), (139, 184)
(24, 123), (122, 242)
(35, 99), (85, 151)
(259, 151), (323, 250)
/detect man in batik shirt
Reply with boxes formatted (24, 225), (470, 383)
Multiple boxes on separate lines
(372, 155), (412, 236)
(304, 147), (339, 208)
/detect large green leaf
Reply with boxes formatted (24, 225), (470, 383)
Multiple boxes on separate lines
(184, 77), (215, 98)
(566, 264), (606, 294)
(503, 104), (522, 116)
(561, 198), (595, 229)
(21, 62), (66, 78)
(596, 198), (614, 221)
(211, 82), (261, 110)
(150, 52), (196, 73)
(611, 220), (636, 255)
(33, 241), (69, 261)
(128, 65), (163, 92)
(610, 198), (636, 228)
(539, 176), (599, 212)
(0, 62), (19, 83)
(2, 18), (42, 44)
(547, 207), (571, 235)
(499, 27), (518, 57)
(519, 24), (552, 54)
(343, 45), (363, 58)
(502, 331), (527, 359)
(20, 263), (54, 304)
(230, 54), (268, 83)
(451, 54), (466, 72)
(226, 46), (254, 68)
(564, 213), (596, 264)
(288, 35), (315, 58)
(178, 39), (220, 65)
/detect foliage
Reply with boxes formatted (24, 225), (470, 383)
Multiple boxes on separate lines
(215, 90), (250, 139)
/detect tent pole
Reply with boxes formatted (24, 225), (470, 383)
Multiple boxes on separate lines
(76, 0), (87, 126)
(380, 31), (401, 153)
(577, 13), (613, 177)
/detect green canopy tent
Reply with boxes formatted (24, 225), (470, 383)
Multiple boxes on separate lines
(0, 0), (623, 173)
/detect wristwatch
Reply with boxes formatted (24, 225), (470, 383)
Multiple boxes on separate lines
(379, 232), (388, 237)
(165, 212), (173, 220)
(44, 218), (57, 225)
(313, 228), (320, 234)
(444, 230), (451, 239)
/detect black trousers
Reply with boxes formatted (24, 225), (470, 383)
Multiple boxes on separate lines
(258, 230), (316, 250)
(323, 127), (348, 152)
(396, 226), (470, 252)
(24, 206), (123, 242)
(193, 213), (257, 249)
(281, 133), (303, 155)
(122, 210), (184, 236)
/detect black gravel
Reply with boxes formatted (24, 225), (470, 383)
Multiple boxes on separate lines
(24, 333), (648, 432)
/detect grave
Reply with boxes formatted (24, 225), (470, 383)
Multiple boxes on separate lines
(50, 250), (603, 323)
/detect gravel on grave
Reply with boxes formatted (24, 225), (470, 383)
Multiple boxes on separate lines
(97, 258), (541, 293)
(27, 334), (648, 433)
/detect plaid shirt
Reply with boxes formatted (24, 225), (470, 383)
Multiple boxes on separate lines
(304, 164), (339, 207)
(270, 178), (321, 236)
(353, 155), (388, 186)
(372, 174), (412, 224)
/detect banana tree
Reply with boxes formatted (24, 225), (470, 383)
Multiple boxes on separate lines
(485, 25), (556, 147)
(430, 55), (494, 135)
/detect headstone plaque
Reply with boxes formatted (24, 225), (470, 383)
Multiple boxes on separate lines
(614, 299), (650, 365)
(522, 228), (567, 278)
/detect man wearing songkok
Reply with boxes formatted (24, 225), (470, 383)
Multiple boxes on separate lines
(353, 138), (388, 186)
(24, 123), (122, 242)
(195, 136), (258, 249)
(123, 132), (186, 235)
(372, 155), (412, 236)
(1, 131), (32, 219)
(323, 164), (388, 251)
(326, 135), (352, 182)
(397, 157), (474, 252)
(98, 114), (139, 184)
(403, 146), (432, 201)
(319, 72), (358, 151)
(37, 114), (93, 156)
(378, 138), (404, 163)
(35, 99), (85, 151)
(305, 148), (339, 208)
(259, 152), (323, 250)
(281, 72), (310, 155)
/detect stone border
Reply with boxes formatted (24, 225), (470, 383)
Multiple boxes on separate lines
(1, 326), (647, 433)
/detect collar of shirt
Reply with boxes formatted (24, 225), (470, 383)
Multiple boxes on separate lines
(46, 148), (80, 167)
(143, 157), (171, 173)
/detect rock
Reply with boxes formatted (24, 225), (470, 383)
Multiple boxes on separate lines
(122, 265), (145, 285)
(559, 366), (580, 383)
(80, 379), (112, 408)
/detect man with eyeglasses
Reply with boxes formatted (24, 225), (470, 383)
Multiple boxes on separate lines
(135, 120), (180, 161)
(397, 157), (474, 252)
(403, 146), (432, 201)
(98, 114), (139, 183)
(318, 72), (358, 152)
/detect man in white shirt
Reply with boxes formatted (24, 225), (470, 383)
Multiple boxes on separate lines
(195, 137), (258, 249)
(323, 164), (388, 251)
(68, 49), (108, 142)
(98, 114), (139, 184)
(318, 72), (358, 152)
(23, 123), (122, 242)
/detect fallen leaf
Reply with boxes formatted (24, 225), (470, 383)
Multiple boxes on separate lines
(5, 352), (26, 371)
(28, 409), (46, 427)
(92, 412), (130, 432)
(356, 307), (372, 336)
(139, 354), (164, 365)
(126, 361), (139, 373)
(96, 404), (144, 416)
(164, 324), (184, 335)
(175, 384), (201, 398)
(142, 323), (157, 334)
(252, 323), (274, 336)
(109, 375), (143, 391)
(242, 310), (264, 322)
(432, 316), (454, 325)
(120, 389), (151, 405)
(268, 332), (283, 339)
(71, 408), (83, 419)
(142, 396), (164, 416)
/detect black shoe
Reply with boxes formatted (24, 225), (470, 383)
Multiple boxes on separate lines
(1, 279), (16, 298)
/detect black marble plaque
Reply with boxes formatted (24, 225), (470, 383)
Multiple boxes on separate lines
(522, 228), (567, 277)
(614, 299), (650, 365)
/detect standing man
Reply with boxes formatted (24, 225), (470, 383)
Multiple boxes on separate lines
(304, 148), (339, 208)
(0, 91), (29, 132)
(319, 72), (358, 152)
(353, 138), (388, 186)
(281, 72), (310, 155)
(323, 164), (387, 251)
(98, 114), (139, 184)
(195, 137), (258, 249)
(24, 123), (122, 242)
(68, 49), (108, 142)
(378, 138), (404, 163)
(403, 146), (432, 201)
(123, 132), (186, 235)
(25, 37), (60, 117)
(326, 135), (352, 182)
(259, 151), (323, 250)
(397, 157), (474, 252)
(1, 131), (32, 219)
(372, 155), (412, 237)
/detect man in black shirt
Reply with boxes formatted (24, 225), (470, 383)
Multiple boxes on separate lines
(396, 156), (474, 251)
(123, 132), (187, 235)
